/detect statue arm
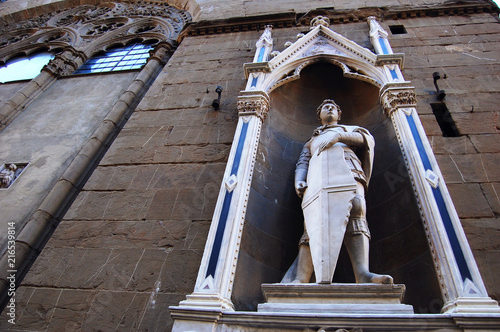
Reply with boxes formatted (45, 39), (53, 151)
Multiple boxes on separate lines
(316, 129), (368, 155)
(337, 132), (365, 147)
(295, 142), (311, 198)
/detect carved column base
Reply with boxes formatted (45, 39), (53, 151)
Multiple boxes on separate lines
(258, 283), (414, 314)
(442, 297), (500, 314)
(175, 292), (234, 311)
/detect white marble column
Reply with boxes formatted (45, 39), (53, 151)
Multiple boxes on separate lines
(381, 84), (500, 314)
(172, 91), (269, 320)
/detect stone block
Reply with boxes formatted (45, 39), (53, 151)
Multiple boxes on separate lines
(46, 289), (96, 331)
(75, 248), (146, 290)
(183, 220), (211, 250)
(160, 249), (201, 293)
(21, 247), (67, 287)
(470, 134), (500, 153)
(146, 189), (179, 220)
(146, 163), (224, 190)
(461, 218), (500, 252)
(170, 187), (207, 220)
(99, 145), (156, 166)
(103, 189), (153, 221)
(479, 153), (500, 181)
(447, 183), (494, 218)
(81, 291), (149, 331)
(419, 114), (445, 137)
(126, 248), (169, 292)
(428, 136), (476, 155)
(481, 182), (500, 215)
(10, 288), (60, 330)
(138, 293), (187, 332)
(435, 154), (488, 183)
(25, 248), (144, 290)
(152, 143), (231, 164)
(129, 164), (162, 190)
(45, 219), (191, 250)
(454, 112), (499, 135)
(0, 286), (34, 330)
(81, 166), (115, 190)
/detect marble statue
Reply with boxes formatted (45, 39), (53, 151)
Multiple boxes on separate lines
(283, 99), (393, 285)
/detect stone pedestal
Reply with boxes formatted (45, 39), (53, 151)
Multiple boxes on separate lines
(257, 283), (414, 314)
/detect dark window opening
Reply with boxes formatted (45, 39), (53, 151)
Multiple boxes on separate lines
(389, 25), (407, 35)
(430, 102), (460, 137)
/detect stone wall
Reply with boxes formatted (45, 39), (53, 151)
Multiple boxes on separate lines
(0, 30), (257, 331)
(0, 0), (499, 330)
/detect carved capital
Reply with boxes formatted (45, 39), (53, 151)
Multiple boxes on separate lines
(381, 87), (417, 116)
(42, 47), (86, 76)
(237, 94), (269, 121)
(148, 41), (176, 64)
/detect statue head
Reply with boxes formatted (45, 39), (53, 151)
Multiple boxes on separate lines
(317, 99), (341, 123)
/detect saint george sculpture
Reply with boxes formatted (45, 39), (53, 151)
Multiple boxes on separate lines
(282, 99), (393, 285)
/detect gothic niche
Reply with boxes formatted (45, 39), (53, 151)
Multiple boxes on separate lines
(232, 62), (442, 313)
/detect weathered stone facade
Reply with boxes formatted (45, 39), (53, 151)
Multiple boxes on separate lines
(0, 0), (499, 330)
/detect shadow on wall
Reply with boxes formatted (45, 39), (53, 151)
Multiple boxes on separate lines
(232, 62), (443, 313)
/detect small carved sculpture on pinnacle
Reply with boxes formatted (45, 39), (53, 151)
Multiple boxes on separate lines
(310, 16), (330, 29)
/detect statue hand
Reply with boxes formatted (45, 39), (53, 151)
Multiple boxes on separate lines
(317, 135), (339, 155)
(295, 181), (308, 198)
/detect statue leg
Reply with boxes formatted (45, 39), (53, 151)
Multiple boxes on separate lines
(293, 244), (314, 283)
(344, 233), (393, 284)
(344, 184), (393, 284)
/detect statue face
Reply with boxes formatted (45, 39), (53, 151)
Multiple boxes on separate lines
(319, 103), (339, 124)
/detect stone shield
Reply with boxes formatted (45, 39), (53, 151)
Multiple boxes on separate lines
(302, 144), (357, 284)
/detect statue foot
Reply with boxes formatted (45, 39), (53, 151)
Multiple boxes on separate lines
(359, 272), (393, 284)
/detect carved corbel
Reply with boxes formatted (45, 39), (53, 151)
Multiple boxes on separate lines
(381, 86), (417, 116)
(237, 93), (269, 121)
(42, 47), (86, 76)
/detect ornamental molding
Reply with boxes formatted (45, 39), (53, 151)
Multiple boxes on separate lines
(179, 2), (497, 38)
(0, 2), (191, 51)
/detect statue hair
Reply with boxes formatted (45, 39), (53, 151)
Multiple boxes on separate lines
(316, 99), (341, 121)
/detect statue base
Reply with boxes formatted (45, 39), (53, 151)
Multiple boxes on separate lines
(257, 283), (414, 314)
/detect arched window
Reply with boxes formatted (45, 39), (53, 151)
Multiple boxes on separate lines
(74, 42), (154, 74)
(0, 52), (54, 83)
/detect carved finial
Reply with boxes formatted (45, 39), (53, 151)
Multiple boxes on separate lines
(258, 25), (273, 46)
(310, 16), (330, 30)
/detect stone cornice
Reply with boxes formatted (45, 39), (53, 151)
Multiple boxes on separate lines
(178, 1), (499, 40)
